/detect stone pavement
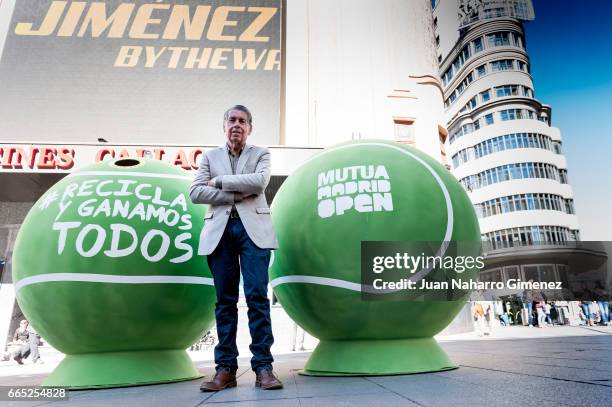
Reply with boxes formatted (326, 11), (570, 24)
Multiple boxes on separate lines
(0, 326), (611, 407)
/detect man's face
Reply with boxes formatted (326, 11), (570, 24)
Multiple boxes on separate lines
(224, 109), (252, 148)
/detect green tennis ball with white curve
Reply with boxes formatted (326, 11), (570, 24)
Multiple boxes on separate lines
(270, 140), (481, 376)
(12, 158), (216, 389)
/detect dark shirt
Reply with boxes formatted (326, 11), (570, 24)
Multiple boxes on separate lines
(226, 143), (243, 174)
(222, 143), (244, 214)
(13, 328), (29, 342)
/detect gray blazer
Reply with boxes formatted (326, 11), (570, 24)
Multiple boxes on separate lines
(189, 144), (278, 255)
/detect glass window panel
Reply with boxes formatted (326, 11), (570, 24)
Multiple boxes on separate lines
(501, 166), (510, 181)
(534, 195), (541, 210)
(539, 266), (555, 282)
(521, 164), (529, 178)
(504, 266), (520, 280)
(501, 197), (509, 213)
(510, 135), (517, 148)
(528, 163), (535, 177)
(524, 266), (538, 281)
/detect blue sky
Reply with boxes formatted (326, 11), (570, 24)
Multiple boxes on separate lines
(524, 0), (612, 240)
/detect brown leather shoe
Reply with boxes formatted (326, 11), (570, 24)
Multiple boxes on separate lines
(200, 368), (237, 392)
(255, 368), (283, 390)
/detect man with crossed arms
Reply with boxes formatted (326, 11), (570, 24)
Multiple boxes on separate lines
(190, 105), (282, 391)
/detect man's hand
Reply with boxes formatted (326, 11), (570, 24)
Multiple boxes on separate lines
(207, 179), (216, 187)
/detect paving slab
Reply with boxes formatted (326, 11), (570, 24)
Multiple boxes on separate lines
(435, 366), (612, 407)
(199, 398), (301, 407)
(298, 391), (420, 407)
(368, 373), (562, 407)
(294, 375), (389, 399)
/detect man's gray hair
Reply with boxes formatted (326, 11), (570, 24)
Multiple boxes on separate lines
(224, 105), (253, 126)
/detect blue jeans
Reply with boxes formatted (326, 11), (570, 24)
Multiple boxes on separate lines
(526, 303), (533, 325)
(207, 218), (274, 374)
(581, 303), (591, 323)
(536, 308), (546, 327)
(598, 301), (609, 324)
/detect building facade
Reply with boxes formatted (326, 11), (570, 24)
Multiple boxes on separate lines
(284, 0), (447, 161)
(433, 0), (587, 318)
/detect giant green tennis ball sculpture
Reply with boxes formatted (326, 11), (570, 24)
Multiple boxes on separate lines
(270, 140), (481, 376)
(12, 158), (215, 389)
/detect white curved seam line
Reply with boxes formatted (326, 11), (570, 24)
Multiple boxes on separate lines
(15, 273), (214, 292)
(270, 275), (409, 295)
(66, 171), (193, 181)
(270, 276), (362, 292)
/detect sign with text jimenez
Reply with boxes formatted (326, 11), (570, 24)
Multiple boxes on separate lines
(0, 0), (282, 145)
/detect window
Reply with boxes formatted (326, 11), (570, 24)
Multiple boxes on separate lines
(483, 226), (572, 250)
(480, 90), (491, 102)
(540, 265), (556, 282)
(512, 33), (523, 48)
(459, 135), (553, 165)
(557, 265), (570, 287)
(477, 64), (487, 77)
(491, 59), (514, 72)
(500, 109), (531, 121)
(461, 45), (471, 61)
(459, 162), (562, 191)
(500, 110), (513, 121)
(393, 119), (415, 142)
(569, 230), (580, 241)
(473, 37), (483, 53)
(453, 58), (462, 72)
(467, 96), (477, 110)
(485, 113), (494, 125)
(495, 85), (519, 98)
(462, 123), (475, 135)
(481, 269), (502, 283)
(487, 32), (510, 47)
(443, 68), (453, 86)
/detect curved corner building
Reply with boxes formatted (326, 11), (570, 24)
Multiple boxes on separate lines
(433, 1), (580, 287)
